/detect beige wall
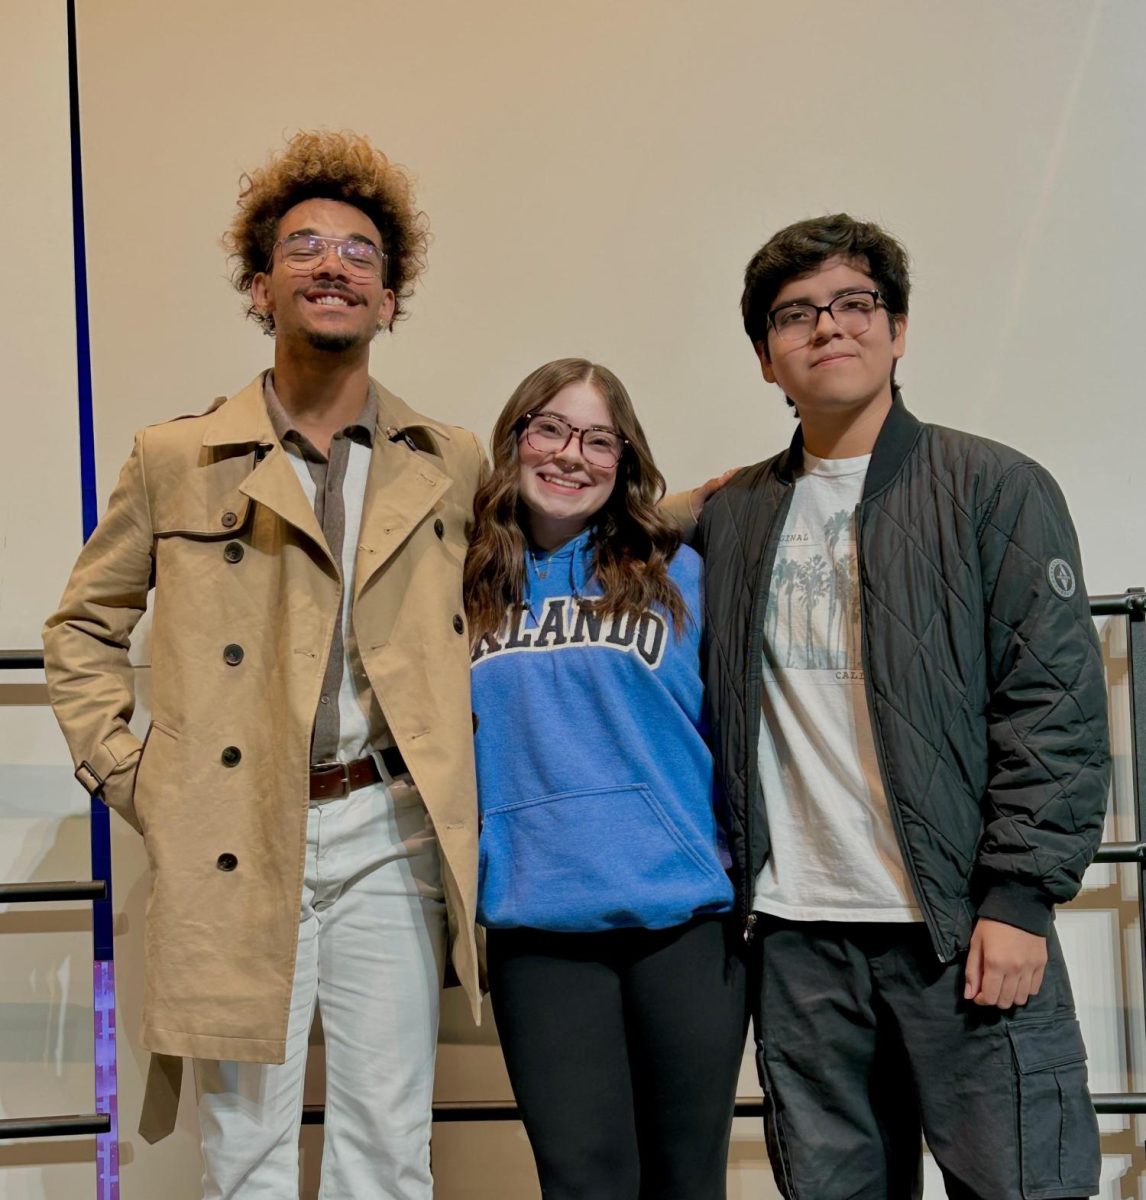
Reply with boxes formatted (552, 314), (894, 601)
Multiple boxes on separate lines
(4, 0), (1145, 1195)
(0, 0), (82, 643)
(0, 1), (95, 1197)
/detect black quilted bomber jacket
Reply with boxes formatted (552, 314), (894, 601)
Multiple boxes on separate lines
(698, 396), (1110, 961)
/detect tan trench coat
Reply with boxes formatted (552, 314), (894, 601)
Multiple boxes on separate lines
(43, 375), (485, 1131)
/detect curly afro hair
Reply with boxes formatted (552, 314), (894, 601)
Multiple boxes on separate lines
(225, 130), (429, 334)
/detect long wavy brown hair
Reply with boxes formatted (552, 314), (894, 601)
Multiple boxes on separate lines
(464, 358), (687, 644)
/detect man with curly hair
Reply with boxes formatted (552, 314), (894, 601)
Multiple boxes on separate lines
(44, 130), (486, 1198)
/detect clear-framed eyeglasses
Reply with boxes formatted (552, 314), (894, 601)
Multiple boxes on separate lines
(767, 289), (885, 344)
(519, 411), (627, 468)
(270, 233), (388, 282)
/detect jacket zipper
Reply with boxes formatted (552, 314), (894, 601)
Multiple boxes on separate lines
(741, 486), (794, 942)
(854, 499), (947, 961)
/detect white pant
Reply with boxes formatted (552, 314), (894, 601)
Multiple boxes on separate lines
(194, 779), (448, 1199)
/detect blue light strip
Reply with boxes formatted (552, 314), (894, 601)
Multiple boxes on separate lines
(66, 0), (98, 546)
(66, 0), (120, 1195)
(66, 0), (112, 963)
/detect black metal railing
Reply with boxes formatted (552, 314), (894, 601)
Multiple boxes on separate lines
(0, 1114), (111, 1140)
(3, 586), (1145, 1140)
(1, 649), (110, 1141)
(0, 881), (107, 903)
(0, 651), (45, 670)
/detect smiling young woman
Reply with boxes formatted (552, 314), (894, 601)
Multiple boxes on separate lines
(463, 358), (746, 1200)
(464, 359), (686, 639)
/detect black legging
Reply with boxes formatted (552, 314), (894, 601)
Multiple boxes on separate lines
(486, 915), (749, 1200)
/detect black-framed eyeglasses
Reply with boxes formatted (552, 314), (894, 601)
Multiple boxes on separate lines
(518, 411), (627, 468)
(767, 289), (884, 344)
(270, 233), (388, 282)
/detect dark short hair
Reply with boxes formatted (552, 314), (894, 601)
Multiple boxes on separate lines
(741, 214), (910, 352)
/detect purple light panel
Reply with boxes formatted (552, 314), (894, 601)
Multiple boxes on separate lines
(93, 960), (119, 1199)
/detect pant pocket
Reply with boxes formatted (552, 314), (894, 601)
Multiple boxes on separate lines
(1007, 1016), (1100, 1199)
(756, 1041), (798, 1200)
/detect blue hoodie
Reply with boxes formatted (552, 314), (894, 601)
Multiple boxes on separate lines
(471, 531), (733, 932)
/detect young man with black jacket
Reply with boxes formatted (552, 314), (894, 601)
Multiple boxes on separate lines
(697, 214), (1109, 1199)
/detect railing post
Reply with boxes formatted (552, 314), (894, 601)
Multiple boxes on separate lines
(1126, 589), (1146, 1056)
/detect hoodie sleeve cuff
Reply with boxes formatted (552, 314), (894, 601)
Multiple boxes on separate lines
(976, 880), (1056, 937)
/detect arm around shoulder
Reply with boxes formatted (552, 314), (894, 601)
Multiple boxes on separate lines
(661, 489), (699, 541)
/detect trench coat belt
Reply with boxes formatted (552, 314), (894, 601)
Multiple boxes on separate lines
(308, 747), (408, 801)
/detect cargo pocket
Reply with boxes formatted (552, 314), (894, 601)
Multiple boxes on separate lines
(1007, 1016), (1100, 1199)
(756, 1041), (798, 1200)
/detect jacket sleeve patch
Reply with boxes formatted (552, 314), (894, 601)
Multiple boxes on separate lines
(1046, 557), (1077, 599)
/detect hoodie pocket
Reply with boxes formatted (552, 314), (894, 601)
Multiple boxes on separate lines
(478, 782), (731, 931)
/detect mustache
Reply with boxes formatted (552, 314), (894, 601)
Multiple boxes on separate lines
(298, 283), (363, 304)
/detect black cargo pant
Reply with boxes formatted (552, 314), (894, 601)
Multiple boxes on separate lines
(487, 915), (749, 1200)
(753, 918), (1100, 1200)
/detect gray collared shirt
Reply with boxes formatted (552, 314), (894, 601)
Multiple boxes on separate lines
(264, 372), (379, 765)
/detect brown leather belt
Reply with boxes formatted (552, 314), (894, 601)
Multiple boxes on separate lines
(309, 747), (408, 801)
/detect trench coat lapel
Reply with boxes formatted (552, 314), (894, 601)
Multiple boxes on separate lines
(201, 375), (332, 563)
(355, 429), (451, 598)
(355, 384), (453, 598)
(239, 449), (332, 561)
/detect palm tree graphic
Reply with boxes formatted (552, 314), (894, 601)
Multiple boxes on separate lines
(822, 510), (850, 666)
(782, 556), (801, 666)
(832, 553), (857, 665)
(797, 554), (830, 667)
(766, 558), (793, 653)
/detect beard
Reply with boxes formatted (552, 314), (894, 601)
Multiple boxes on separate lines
(302, 328), (368, 353)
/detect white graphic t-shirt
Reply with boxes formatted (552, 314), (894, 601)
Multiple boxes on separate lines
(752, 452), (921, 922)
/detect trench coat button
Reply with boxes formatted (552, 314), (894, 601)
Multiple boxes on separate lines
(221, 511), (238, 529)
(472, 711), (479, 732)
(434, 519), (445, 538)
(216, 852), (238, 872)
(452, 614), (465, 635)
(221, 746), (241, 767)
(224, 541), (244, 563)
(223, 643), (244, 666)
